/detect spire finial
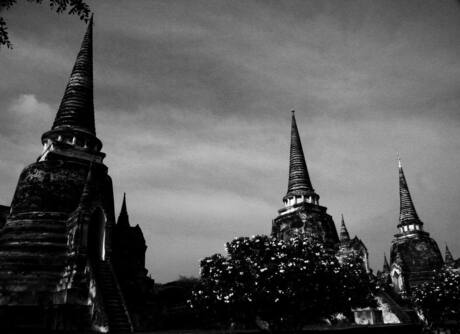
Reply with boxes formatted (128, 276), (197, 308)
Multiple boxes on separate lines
(445, 244), (455, 266)
(383, 253), (390, 272)
(77, 164), (94, 210)
(121, 192), (127, 212)
(117, 192), (130, 228)
(398, 155), (421, 227)
(397, 152), (402, 168)
(284, 111), (316, 200)
(52, 17), (95, 134)
(339, 214), (350, 243)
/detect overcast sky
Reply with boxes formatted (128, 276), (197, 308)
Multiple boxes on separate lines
(1, 0), (460, 282)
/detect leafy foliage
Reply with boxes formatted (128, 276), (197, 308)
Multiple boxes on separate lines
(189, 235), (375, 330)
(0, 0), (90, 49)
(412, 266), (460, 325)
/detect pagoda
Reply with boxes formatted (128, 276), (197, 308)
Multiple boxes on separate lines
(0, 19), (133, 332)
(389, 156), (443, 295)
(337, 214), (369, 272)
(271, 111), (339, 249)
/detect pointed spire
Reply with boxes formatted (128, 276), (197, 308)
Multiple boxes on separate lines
(398, 155), (421, 226)
(285, 110), (315, 199)
(383, 253), (390, 273)
(78, 163), (95, 210)
(445, 244), (455, 266)
(117, 193), (130, 228)
(66, 165), (95, 247)
(52, 15), (95, 134)
(339, 214), (350, 243)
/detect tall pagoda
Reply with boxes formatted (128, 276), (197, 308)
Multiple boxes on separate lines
(389, 156), (443, 295)
(271, 111), (339, 249)
(0, 19), (133, 332)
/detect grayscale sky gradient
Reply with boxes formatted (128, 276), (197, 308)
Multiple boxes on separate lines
(1, 0), (459, 282)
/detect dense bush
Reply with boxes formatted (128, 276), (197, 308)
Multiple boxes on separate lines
(412, 266), (460, 325)
(189, 235), (375, 329)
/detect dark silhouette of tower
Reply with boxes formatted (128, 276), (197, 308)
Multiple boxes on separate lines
(112, 194), (156, 329)
(0, 19), (133, 332)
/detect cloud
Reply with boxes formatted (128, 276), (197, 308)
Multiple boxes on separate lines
(0, 94), (54, 204)
(1, 94), (53, 140)
(1, 0), (460, 282)
(9, 94), (53, 116)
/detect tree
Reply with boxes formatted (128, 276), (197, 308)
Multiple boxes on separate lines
(412, 266), (460, 326)
(189, 235), (376, 330)
(0, 0), (90, 49)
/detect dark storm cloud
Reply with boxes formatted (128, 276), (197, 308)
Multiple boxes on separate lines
(1, 0), (460, 281)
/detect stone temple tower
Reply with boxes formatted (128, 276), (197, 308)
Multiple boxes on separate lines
(0, 19), (133, 332)
(389, 156), (443, 295)
(337, 214), (369, 272)
(271, 111), (339, 249)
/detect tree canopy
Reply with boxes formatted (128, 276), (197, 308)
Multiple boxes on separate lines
(189, 235), (376, 330)
(0, 0), (90, 48)
(412, 266), (460, 326)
